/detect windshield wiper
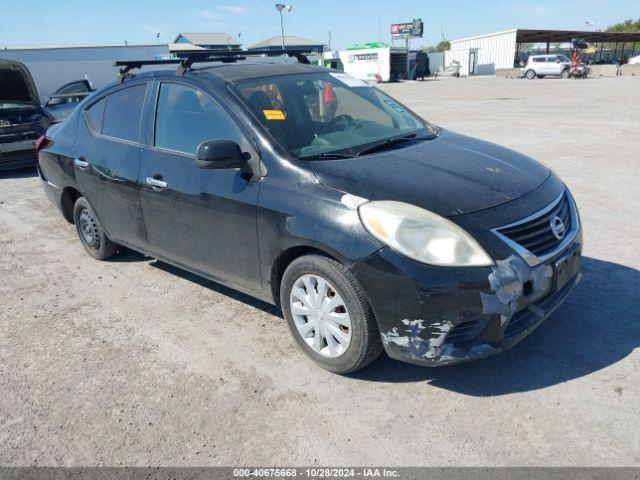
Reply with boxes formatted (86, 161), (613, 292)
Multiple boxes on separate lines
(299, 152), (355, 160)
(355, 133), (419, 157)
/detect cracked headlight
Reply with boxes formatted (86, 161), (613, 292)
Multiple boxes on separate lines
(358, 201), (494, 267)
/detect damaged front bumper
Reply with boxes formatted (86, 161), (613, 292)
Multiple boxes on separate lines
(352, 218), (583, 367)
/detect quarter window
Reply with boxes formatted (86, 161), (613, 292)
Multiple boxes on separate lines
(154, 83), (244, 155)
(85, 98), (106, 133)
(102, 84), (147, 142)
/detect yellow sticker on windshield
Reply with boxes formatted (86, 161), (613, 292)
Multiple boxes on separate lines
(263, 109), (286, 121)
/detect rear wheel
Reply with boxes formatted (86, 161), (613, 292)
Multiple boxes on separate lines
(525, 69), (536, 80)
(73, 197), (117, 260)
(280, 254), (382, 374)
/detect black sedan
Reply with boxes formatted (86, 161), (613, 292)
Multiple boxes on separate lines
(37, 54), (582, 373)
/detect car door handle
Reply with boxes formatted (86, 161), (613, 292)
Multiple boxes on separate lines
(74, 157), (89, 169)
(146, 177), (168, 190)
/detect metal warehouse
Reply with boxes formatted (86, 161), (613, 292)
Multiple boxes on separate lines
(0, 44), (168, 100)
(447, 28), (640, 76)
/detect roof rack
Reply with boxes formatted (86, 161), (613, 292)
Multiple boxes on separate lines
(114, 49), (311, 82)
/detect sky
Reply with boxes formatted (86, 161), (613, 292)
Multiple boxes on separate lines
(2, 0), (639, 50)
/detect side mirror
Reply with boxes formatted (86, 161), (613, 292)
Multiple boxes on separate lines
(195, 139), (248, 169)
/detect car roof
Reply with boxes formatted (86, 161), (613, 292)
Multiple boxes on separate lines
(129, 60), (327, 85)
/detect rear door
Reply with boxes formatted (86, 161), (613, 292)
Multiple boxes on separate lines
(138, 80), (261, 291)
(74, 82), (148, 248)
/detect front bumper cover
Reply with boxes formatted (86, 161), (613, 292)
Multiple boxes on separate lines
(352, 230), (583, 367)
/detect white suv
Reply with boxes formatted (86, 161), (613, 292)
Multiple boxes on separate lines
(523, 54), (572, 79)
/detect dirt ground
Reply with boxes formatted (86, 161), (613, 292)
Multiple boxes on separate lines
(1, 76), (638, 467)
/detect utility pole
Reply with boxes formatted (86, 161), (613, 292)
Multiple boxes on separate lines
(275, 4), (292, 51)
(406, 37), (410, 79)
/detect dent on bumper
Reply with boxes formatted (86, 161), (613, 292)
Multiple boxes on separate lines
(352, 238), (583, 366)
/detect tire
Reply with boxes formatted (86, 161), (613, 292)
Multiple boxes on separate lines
(280, 254), (383, 374)
(525, 69), (536, 80)
(73, 197), (117, 260)
(561, 68), (571, 79)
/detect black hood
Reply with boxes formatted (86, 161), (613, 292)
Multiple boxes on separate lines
(0, 60), (40, 107)
(310, 130), (550, 217)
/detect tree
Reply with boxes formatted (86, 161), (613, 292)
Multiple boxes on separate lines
(436, 40), (451, 52)
(606, 18), (640, 32)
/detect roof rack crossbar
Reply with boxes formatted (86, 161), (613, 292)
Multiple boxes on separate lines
(114, 48), (312, 80)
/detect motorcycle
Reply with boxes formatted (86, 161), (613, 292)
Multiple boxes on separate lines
(567, 63), (590, 79)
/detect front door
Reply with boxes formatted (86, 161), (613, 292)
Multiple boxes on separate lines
(138, 81), (261, 291)
(547, 56), (563, 75)
(468, 50), (477, 76)
(74, 83), (148, 247)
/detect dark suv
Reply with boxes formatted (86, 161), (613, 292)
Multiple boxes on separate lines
(0, 60), (50, 170)
(38, 52), (582, 373)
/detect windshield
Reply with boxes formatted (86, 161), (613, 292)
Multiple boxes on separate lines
(234, 72), (432, 158)
(557, 55), (571, 62)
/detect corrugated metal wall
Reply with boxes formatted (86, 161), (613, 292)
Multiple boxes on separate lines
(15, 61), (119, 100)
(447, 30), (517, 76)
(427, 53), (445, 74)
(0, 45), (168, 100)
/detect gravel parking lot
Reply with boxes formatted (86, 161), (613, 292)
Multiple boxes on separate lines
(1, 76), (638, 467)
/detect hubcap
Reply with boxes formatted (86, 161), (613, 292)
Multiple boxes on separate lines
(78, 208), (100, 250)
(289, 274), (352, 358)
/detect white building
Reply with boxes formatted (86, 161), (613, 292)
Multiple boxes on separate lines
(446, 29), (640, 76)
(446, 29), (517, 76)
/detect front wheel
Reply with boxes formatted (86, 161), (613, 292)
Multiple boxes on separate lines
(525, 69), (536, 80)
(561, 68), (571, 79)
(280, 254), (382, 374)
(73, 197), (117, 260)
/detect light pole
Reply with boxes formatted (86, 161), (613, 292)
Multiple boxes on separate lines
(275, 4), (292, 51)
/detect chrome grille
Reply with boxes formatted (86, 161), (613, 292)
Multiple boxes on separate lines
(493, 190), (577, 264)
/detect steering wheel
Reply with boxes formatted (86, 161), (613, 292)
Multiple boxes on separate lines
(329, 114), (355, 131)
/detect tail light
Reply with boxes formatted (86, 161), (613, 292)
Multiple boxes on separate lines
(35, 135), (49, 157)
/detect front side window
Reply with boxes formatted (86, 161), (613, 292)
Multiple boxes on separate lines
(234, 72), (430, 158)
(154, 82), (244, 155)
(85, 97), (106, 133)
(102, 84), (147, 142)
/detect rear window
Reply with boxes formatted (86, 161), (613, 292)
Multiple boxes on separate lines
(102, 84), (147, 142)
(59, 82), (90, 95)
(0, 69), (32, 106)
(85, 98), (106, 133)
